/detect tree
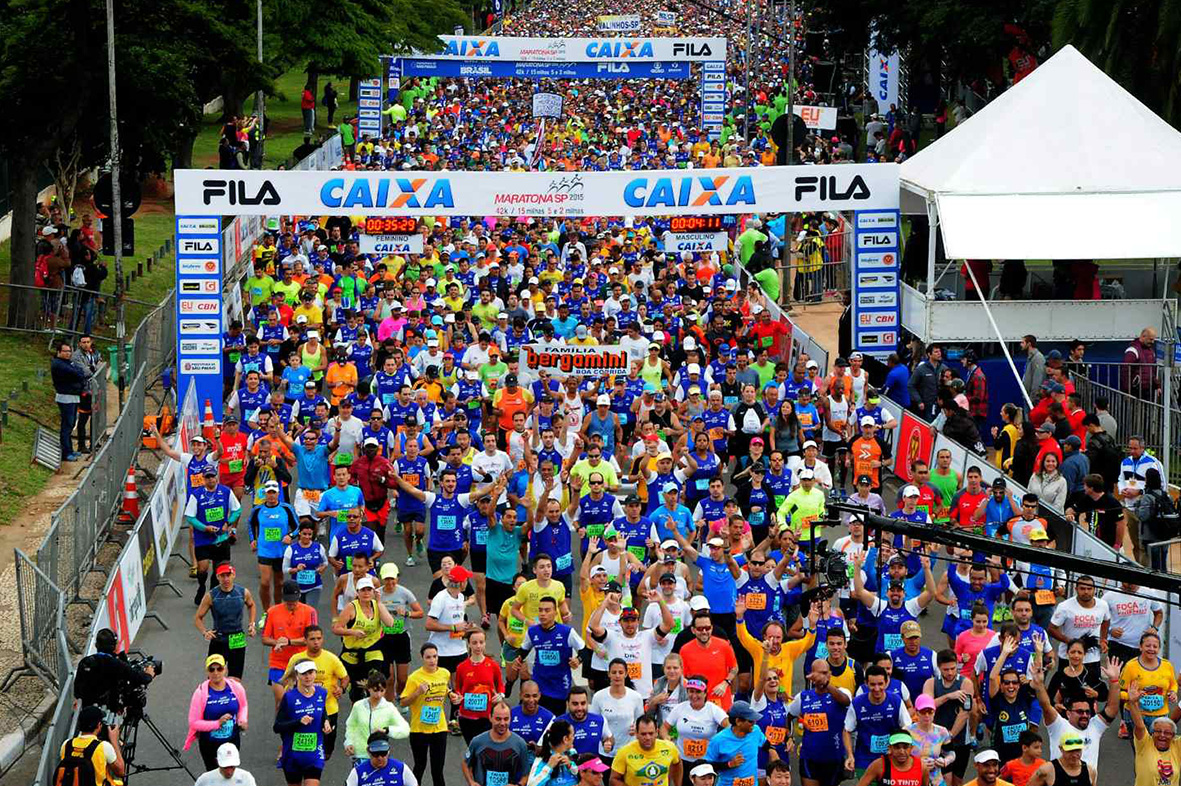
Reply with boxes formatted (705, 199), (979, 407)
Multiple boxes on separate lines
(1053, 0), (1181, 127)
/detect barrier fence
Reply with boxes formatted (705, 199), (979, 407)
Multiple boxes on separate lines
(731, 246), (830, 374)
(14, 132), (343, 786)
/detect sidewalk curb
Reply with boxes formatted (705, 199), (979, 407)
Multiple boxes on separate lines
(0, 689), (57, 775)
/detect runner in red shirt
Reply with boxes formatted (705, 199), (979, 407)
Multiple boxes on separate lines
(217, 415), (250, 498)
(949, 466), (989, 533)
(747, 308), (789, 359)
(450, 629), (505, 743)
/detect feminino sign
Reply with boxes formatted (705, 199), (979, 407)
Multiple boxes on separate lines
(175, 165), (900, 217)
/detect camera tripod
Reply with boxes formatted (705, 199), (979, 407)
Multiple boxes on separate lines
(119, 706), (195, 782)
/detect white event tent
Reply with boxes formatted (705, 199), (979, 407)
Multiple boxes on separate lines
(899, 45), (1181, 261)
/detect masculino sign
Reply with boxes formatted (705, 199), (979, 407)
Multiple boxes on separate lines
(175, 165), (901, 217)
(666, 231), (728, 252)
(433, 35), (727, 62)
(519, 344), (630, 377)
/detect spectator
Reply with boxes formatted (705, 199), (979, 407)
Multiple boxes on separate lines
(301, 84), (315, 134)
(1033, 423), (1063, 475)
(1021, 335), (1045, 398)
(882, 352), (910, 408)
(992, 403), (1022, 470)
(1064, 340), (1087, 378)
(1136, 469), (1176, 571)
(961, 259), (992, 301)
(908, 344), (946, 418)
(1065, 475), (1127, 553)
(1117, 436), (1164, 565)
(1122, 328), (1158, 400)
(1028, 453), (1068, 512)
(51, 339), (87, 463)
(1094, 397), (1118, 438)
(962, 349), (988, 432)
(1010, 421), (1039, 487)
(322, 82), (338, 126)
(1082, 414), (1121, 491)
(1059, 436), (1090, 495)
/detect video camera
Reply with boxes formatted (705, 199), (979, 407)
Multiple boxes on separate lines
(118, 654), (163, 721)
(74, 650), (162, 720)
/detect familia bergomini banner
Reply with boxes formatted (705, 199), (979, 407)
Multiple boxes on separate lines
(519, 344), (630, 377)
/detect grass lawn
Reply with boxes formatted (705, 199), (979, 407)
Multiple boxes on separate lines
(192, 67), (359, 169)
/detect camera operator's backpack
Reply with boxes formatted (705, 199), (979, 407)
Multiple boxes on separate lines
(54, 738), (101, 786)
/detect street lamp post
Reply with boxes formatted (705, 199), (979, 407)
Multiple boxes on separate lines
(106, 0), (127, 405)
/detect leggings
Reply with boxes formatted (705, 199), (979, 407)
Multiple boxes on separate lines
(409, 731), (447, 786)
(197, 730), (240, 771)
(459, 715), (491, 744)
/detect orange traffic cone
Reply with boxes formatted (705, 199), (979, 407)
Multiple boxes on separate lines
(118, 466), (139, 525)
(202, 399), (216, 443)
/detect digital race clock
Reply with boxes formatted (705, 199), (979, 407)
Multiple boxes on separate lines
(362, 217), (419, 234)
(669, 215), (725, 232)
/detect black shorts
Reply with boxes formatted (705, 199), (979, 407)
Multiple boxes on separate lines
(822, 440), (847, 458)
(470, 550), (487, 574)
(942, 743), (971, 779)
(799, 758), (844, 786)
(380, 631), (412, 665)
(399, 512), (425, 526)
(194, 542), (230, 566)
(283, 765), (322, 784)
(486, 578), (516, 618)
(258, 556), (284, 572)
(427, 548), (465, 574)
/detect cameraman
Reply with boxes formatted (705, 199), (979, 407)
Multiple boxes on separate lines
(74, 629), (156, 723)
(56, 705), (124, 785)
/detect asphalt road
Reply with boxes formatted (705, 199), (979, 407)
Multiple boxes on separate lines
(117, 488), (1139, 786)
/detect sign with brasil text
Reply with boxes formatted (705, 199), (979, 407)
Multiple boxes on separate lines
(175, 164), (900, 217)
(433, 35), (727, 62)
(520, 344), (630, 377)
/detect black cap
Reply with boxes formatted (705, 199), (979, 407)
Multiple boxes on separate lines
(856, 474), (872, 485)
(834, 357), (849, 367)
(505, 373), (518, 385)
(78, 705), (105, 731)
(605, 580), (623, 594)
(282, 580), (301, 600)
(888, 579), (906, 591)
(624, 494), (643, 506)
(992, 477), (1007, 489)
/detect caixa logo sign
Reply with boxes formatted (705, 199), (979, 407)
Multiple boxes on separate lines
(623, 175), (756, 208)
(442, 38), (500, 56)
(202, 179), (281, 206)
(793, 175), (872, 203)
(320, 177), (455, 209)
(585, 40), (654, 58)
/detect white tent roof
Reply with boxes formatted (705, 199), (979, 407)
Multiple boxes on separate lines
(900, 45), (1181, 260)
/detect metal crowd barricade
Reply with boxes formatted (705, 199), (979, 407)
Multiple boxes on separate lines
(130, 291), (176, 386)
(7, 551), (70, 691)
(37, 368), (146, 612)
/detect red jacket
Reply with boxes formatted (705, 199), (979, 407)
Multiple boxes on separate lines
(350, 452), (398, 505)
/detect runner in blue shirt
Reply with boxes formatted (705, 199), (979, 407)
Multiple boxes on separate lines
(649, 484), (695, 544)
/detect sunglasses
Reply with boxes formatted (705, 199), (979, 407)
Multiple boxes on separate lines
(208, 665), (225, 673)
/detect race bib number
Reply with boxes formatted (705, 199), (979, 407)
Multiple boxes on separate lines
(671, 619), (682, 634)
(336, 510), (349, 524)
(802, 713), (828, 732)
(437, 515), (457, 531)
(749, 510), (764, 526)
(420, 705), (442, 725)
(509, 617), (525, 634)
(883, 633), (902, 651)
(1001, 724), (1023, 743)
(229, 351), (241, 363)
(816, 641), (829, 659)
(303, 489), (322, 504)
(766, 726), (788, 744)
(382, 394), (397, 406)
(696, 477), (711, 491)
(228, 459), (244, 473)
(683, 738), (708, 758)
(1034, 590), (1056, 606)
(870, 734), (889, 753)
(190, 473), (203, 487)
(206, 506), (225, 522)
(297, 569), (316, 585)
(212, 719), (234, 740)
(761, 336), (773, 348)
(292, 731), (318, 752)
(1141, 693), (1166, 712)
(264, 526), (282, 541)
(628, 545), (647, 562)
(463, 692), (489, 712)
(227, 632), (246, 650)
(707, 427), (724, 443)
(538, 649), (561, 667)
(586, 524), (605, 539)
(487, 773), (509, 786)
(555, 554), (572, 571)
(384, 617), (406, 635)
(626, 661), (643, 680)
(475, 529), (488, 546)
(744, 593), (766, 611)
(734, 777), (755, 786)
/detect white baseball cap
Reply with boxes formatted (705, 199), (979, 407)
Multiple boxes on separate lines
(684, 337), (698, 350)
(293, 659), (318, 674)
(797, 468), (815, 480)
(596, 394), (611, 406)
(356, 576), (377, 590)
(687, 363), (701, 374)
(216, 743), (241, 767)
(902, 485), (920, 497)
(860, 415), (876, 426)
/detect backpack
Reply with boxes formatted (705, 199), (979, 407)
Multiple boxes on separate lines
(54, 738), (100, 786)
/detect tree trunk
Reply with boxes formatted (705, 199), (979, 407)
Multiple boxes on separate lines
(172, 122), (198, 170)
(8, 157), (42, 329)
(305, 65), (320, 106)
(220, 78), (245, 122)
(348, 76), (360, 102)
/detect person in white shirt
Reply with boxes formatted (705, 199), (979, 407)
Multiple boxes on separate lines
(1048, 575), (1111, 666)
(618, 324), (650, 364)
(787, 442), (833, 489)
(425, 565), (480, 661)
(471, 436), (515, 505)
(413, 341), (447, 376)
(589, 660), (646, 757)
(588, 597), (673, 699)
(642, 573), (692, 668)
(194, 742), (258, 786)
(324, 402), (365, 458)
(1103, 581), (1164, 664)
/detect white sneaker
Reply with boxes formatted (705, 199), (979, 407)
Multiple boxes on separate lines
(405, 555), (416, 567)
